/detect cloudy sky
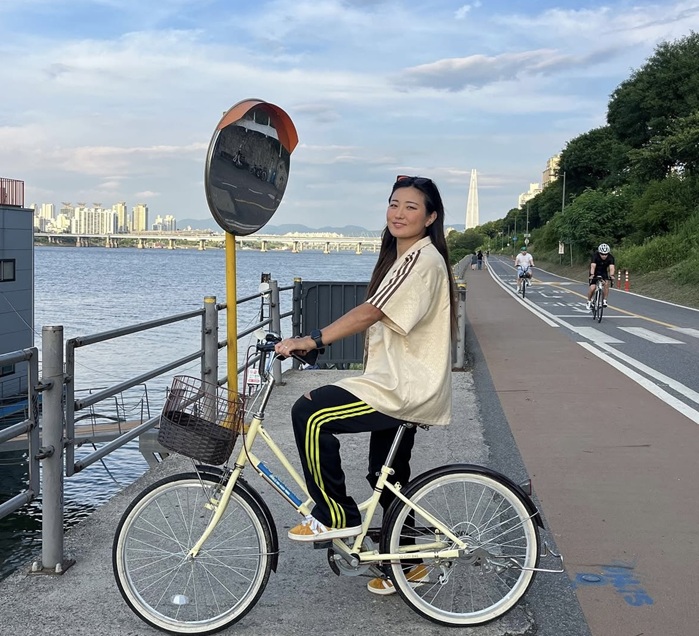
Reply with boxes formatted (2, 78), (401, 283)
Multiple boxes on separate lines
(2, 0), (698, 231)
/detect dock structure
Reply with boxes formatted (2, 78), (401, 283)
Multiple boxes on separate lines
(3, 420), (146, 454)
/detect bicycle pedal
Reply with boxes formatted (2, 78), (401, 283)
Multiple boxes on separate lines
(313, 540), (333, 549)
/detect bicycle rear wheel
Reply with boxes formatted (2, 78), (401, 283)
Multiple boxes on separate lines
(383, 467), (540, 626)
(113, 472), (273, 635)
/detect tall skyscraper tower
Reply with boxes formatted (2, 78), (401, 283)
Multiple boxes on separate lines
(465, 169), (479, 229)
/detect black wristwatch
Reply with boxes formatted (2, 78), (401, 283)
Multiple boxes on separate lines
(309, 329), (325, 349)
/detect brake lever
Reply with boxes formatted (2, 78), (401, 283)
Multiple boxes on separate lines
(293, 347), (324, 366)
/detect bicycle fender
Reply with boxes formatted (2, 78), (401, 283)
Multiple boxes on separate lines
(195, 465), (280, 572)
(384, 463), (544, 530)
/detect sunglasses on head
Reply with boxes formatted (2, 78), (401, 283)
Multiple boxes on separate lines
(395, 175), (433, 187)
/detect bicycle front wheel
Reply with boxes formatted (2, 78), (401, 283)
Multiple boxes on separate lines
(113, 473), (273, 635)
(521, 278), (526, 298)
(383, 468), (540, 626)
(595, 288), (604, 323)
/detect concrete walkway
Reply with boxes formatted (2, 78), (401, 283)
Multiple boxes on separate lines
(0, 368), (549, 636)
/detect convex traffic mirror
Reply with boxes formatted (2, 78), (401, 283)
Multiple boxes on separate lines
(204, 99), (298, 236)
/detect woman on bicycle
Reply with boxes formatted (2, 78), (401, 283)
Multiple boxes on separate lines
(274, 175), (456, 591)
(586, 243), (616, 309)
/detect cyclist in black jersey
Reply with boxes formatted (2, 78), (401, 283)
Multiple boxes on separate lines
(586, 243), (616, 309)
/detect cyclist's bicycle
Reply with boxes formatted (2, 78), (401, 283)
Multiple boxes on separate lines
(589, 276), (610, 323)
(517, 266), (531, 298)
(112, 332), (563, 634)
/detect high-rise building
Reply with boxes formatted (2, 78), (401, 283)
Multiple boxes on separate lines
(40, 203), (55, 222)
(542, 155), (561, 186)
(72, 206), (117, 234)
(518, 183), (542, 208)
(152, 214), (177, 232)
(132, 203), (148, 232)
(60, 202), (75, 220)
(465, 169), (479, 230)
(113, 201), (129, 233)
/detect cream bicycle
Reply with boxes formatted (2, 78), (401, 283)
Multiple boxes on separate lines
(112, 331), (562, 634)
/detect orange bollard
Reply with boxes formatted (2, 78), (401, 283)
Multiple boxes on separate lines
(617, 273), (621, 289)
(624, 270), (630, 291)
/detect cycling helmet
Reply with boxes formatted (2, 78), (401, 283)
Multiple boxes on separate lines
(598, 243), (611, 254)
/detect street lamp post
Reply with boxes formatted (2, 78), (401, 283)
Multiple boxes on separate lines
(526, 202), (530, 235)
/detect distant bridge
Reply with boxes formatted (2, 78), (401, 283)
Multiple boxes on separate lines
(34, 232), (382, 254)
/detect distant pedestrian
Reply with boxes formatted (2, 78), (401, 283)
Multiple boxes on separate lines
(471, 253), (477, 270)
(477, 250), (483, 270)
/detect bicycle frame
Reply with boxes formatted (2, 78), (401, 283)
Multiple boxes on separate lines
(112, 334), (566, 634)
(186, 350), (470, 564)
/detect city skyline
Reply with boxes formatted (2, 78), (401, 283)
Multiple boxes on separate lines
(2, 1), (698, 230)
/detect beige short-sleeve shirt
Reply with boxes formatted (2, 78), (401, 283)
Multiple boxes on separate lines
(334, 236), (452, 425)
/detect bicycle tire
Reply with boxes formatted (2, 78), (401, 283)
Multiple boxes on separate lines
(382, 467), (540, 626)
(595, 286), (604, 323)
(521, 277), (526, 298)
(113, 472), (273, 635)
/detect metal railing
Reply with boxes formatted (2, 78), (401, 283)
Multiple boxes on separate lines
(0, 348), (39, 520)
(0, 278), (298, 574)
(0, 177), (25, 207)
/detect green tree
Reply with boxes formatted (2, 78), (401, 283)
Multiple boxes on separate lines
(608, 32), (699, 150)
(447, 229), (486, 263)
(627, 174), (699, 240)
(551, 189), (630, 253)
(558, 127), (630, 197)
(627, 112), (699, 180)
(527, 179), (565, 226)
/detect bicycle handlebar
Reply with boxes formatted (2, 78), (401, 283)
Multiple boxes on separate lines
(255, 333), (322, 367)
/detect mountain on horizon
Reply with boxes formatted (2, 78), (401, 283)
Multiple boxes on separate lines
(178, 218), (466, 234)
(177, 218), (382, 235)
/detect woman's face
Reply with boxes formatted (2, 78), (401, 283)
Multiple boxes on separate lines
(386, 186), (437, 243)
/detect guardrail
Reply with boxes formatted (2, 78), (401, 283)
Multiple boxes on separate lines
(0, 277), (298, 575)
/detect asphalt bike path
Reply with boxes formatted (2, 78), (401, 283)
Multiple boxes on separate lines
(487, 255), (699, 423)
(463, 260), (699, 636)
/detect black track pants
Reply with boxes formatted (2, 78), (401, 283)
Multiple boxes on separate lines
(291, 385), (416, 529)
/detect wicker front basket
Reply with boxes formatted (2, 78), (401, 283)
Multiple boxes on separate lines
(158, 376), (244, 465)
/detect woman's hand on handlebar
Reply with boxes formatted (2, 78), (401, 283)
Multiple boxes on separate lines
(274, 336), (313, 359)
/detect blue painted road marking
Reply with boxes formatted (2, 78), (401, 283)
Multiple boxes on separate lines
(572, 562), (653, 606)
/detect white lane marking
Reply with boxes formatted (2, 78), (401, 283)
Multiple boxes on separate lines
(671, 327), (699, 339)
(618, 327), (685, 344)
(569, 327), (624, 344)
(555, 315), (640, 319)
(579, 342), (699, 425)
(596, 342), (699, 407)
(486, 264), (559, 327)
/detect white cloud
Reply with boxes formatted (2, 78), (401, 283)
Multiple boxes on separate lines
(1, 0), (698, 227)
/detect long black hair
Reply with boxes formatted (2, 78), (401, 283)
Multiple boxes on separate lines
(366, 177), (457, 332)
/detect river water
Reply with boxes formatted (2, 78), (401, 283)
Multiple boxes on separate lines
(0, 245), (378, 580)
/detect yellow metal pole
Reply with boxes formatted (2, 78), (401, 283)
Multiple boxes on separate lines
(225, 233), (238, 396)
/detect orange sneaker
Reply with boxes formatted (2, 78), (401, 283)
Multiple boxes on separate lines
(287, 515), (361, 542)
(366, 564), (430, 595)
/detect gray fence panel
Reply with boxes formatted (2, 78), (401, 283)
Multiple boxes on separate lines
(300, 281), (368, 366)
